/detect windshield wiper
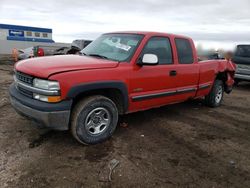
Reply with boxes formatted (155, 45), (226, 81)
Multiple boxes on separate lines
(87, 53), (109, 59)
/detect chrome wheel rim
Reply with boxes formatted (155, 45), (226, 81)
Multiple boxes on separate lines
(215, 86), (223, 103)
(85, 107), (110, 135)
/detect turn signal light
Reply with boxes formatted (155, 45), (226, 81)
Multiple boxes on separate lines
(33, 93), (61, 103)
(47, 96), (61, 103)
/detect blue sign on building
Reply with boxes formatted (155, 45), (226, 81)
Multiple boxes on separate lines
(9, 30), (25, 37)
(0, 24), (54, 43)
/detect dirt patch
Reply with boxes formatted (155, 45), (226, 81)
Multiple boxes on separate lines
(0, 63), (250, 188)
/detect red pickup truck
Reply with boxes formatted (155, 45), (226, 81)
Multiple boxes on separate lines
(9, 31), (236, 145)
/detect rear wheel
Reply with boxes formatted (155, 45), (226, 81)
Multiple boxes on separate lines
(205, 80), (224, 107)
(71, 95), (118, 145)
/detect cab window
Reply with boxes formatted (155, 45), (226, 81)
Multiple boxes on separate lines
(142, 37), (173, 65)
(175, 38), (194, 64)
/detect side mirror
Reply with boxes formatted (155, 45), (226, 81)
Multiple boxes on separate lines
(139, 54), (158, 66)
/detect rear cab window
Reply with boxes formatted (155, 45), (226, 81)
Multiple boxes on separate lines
(175, 38), (194, 64)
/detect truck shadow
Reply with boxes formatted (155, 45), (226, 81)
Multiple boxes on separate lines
(28, 130), (73, 148)
(28, 99), (204, 148)
(118, 99), (204, 129)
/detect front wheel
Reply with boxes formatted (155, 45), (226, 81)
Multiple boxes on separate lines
(71, 95), (118, 145)
(205, 80), (224, 107)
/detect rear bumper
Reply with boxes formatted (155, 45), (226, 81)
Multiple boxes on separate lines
(235, 73), (250, 81)
(9, 83), (72, 130)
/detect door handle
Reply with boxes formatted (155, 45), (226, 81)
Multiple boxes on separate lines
(169, 70), (177, 76)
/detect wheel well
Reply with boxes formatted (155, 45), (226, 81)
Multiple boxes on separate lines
(216, 71), (228, 88)
(72, 88), (125, 115)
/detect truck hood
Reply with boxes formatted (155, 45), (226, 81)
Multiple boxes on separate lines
(15, 55), (119, 78)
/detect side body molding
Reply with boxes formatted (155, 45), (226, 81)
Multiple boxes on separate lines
(67, 81), (129, 112)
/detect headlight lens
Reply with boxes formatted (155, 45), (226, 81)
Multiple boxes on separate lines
(33, 78), (60, 90)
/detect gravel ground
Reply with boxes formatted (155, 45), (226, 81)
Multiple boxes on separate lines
(0, 62), (250, 188)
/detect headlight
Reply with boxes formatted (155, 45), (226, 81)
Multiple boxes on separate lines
(33, 79), (61, 103)
(33, 78), (60, 90)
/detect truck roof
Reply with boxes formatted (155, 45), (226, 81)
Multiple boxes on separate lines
(105, 31), (192, 40)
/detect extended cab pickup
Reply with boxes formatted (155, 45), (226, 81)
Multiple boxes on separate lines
(9, 32), (236, 145)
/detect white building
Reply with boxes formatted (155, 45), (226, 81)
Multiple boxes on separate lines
(0, 24), (55, 55)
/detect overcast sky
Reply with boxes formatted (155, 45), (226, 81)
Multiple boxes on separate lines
(1, 0), (250, 50)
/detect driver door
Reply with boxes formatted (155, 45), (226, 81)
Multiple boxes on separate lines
(129, 36), (179, 111)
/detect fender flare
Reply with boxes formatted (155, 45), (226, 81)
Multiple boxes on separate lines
(67, 81), (129, 112)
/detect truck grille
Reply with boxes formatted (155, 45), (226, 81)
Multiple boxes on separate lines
(15, 71), (34, 98)
(15, 71), (33, 85)
(17, 86), (33, 98)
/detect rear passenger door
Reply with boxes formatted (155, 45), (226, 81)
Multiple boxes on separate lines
(173, 38), (200, 99)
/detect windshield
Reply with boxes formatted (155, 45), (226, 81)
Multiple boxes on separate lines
(81, 34), (144, 62)
(235, 45), (250, 57)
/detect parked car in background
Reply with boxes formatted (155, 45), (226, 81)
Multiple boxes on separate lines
(16, 45), (70, 61)
(54, 39), (92, 55)
(232, 45), (250, 84)
(15, 40), (92, 61)
(198, 51), (224, 61)
(10, 31), (235, 145)
(72, 39), (92, 50)
(17, 47), (34, 60)
(207, 52), (223, 60)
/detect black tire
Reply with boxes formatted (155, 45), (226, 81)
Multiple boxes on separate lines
(71, 95), (118, 145)
(205, 80), (224, 107)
